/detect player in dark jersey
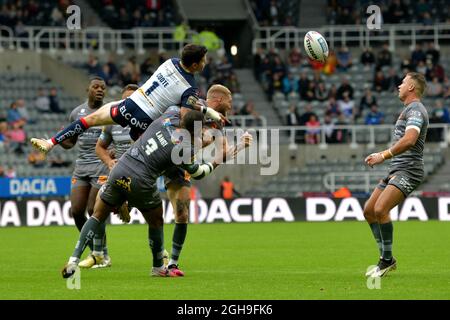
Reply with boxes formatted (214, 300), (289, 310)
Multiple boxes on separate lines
(62, 109), (251, 278)
(31, 44), (226, 154)
(60, 77), (111, 268)
(364, 72), (428, 278)
(78, 84), (138, 269)
(163, 84), (237, 276)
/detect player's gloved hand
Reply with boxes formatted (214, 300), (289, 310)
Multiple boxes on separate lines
(365, 152), (384, 168)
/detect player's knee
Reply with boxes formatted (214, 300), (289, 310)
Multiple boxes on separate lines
(175, 199), (189, 223)
(373, 204), (388, 219)
(363, 203), (375, 220)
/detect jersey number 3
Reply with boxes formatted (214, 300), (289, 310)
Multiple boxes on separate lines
(145, 138), (159, 155)
(145, 81), (159, 96)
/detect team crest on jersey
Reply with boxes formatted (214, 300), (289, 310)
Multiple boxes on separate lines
(114, 176), (131, 192)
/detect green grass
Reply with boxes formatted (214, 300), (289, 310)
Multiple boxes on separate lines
(0, 221), (449, 299)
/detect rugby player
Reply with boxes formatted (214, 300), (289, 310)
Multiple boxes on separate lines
(62, 109), (251, 278)
(163, 84), (235, 276)
(364, 72), (428, 278)
(31, 44), (226, 154)
(78, 84), (138, 268)
(61, 77), (111, 268)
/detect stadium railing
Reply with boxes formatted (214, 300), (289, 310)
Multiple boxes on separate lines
(228, 123), (450, 148)
(228, 115), (267, 128)
(0, 26), (224, 54)
(252, 23), (450, 53)
(324, 171), (386, 194)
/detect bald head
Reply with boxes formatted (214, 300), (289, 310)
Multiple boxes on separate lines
(206, 84), (232, 116)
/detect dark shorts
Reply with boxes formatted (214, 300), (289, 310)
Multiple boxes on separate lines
(71, 162), (109, 189)
(110, 98), (153, 140)
(99, 161), (161, 210)
(163, 167), (192, 189)
(377, 169), (424, 197)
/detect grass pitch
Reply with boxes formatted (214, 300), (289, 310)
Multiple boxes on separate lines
(0, 221), (449, 299)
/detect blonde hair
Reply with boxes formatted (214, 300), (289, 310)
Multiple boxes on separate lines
(206, 84), (231, 99)
(407, 72), (427, 97)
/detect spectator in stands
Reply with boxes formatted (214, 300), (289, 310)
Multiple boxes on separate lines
(217, 56), (234, 79)
(373, 70), (388, 92)
(428, 100), (449, 142)
(271, 56), (286, 80)
(336, 46), (352, 72)
(227, 73), (241, 94)
(86, 55), (102, 76)
(337, 77), (354, 100)
(304, 82), (316, 102)
(298, 72), (310, 99)
(425, 42), (440, 66)
(286, 103), (301, 142)
(427, 77), (444, 97)
(268, 73), (283, 98)
(315, 82), (329, 102)
(106, 55), (118, 79)
(7, 101), (26, 128)
(299, 104), (317, 126)
(0, 165), (5, 178)
(28, 149), (46, 168)
(387, 0), (409, 23)
(305, 114), (320, 145)
(15, 99), (31, 123)
(286, 104), (300, 126)
(253, 47), (266, 81)
(101, 64), (116, 87)
(323, 114), (336, 143)
(431, 100), (450, 123)
(411, 43), (426, 67)
(425, 60), (445, 82)
(6, 121), (26, 155)
(49, 88), (64, 114)
(325, 97), (341, 118)
(5, 167), (16, 178)
(240, 100), (261, 126)
(385, 68), (402, 92)
(416, 60), (427, 75)
(376, 43), (392, 68)
(365, 104), (385, 125)
(359, 88), (377, 112)
(282, 73), (299, 96)
(0, 121), (7, 151)
(140, 57), (154, 80)
(360, 47), (376, 69)
(337, 91), (355, 122)
(35, 88), (50, 113)
(287, 47), (302, 68)
(333, 113), (349, 143)
(400, 58), (414, 73)
(323, 49), (337, 75)
(328, 84), (338, 100)
(443, 76), (450, 99)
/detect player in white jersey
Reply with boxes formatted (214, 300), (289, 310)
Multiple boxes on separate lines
(30, 44), (226, 155)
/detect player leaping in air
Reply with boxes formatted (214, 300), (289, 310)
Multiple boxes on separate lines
(30, 44), (226, 154)
(62, 109), (252, 278)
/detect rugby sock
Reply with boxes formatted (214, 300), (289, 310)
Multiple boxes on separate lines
(148, 226), (165, 268)
(51, 118), (90, 145)
(93, 221), (106, 255)
(72, 216), (101, 259)
(169, 223), (187, 266)
(380, 222), (394, 261)
(369, 223), (383, 256)
(74, 214), (93, 251)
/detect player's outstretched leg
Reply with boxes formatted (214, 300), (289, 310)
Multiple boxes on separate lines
(62, 197), (114, 278)
(31, 101), (118, 156)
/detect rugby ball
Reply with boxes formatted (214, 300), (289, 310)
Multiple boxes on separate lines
(304, 31), (329, 63)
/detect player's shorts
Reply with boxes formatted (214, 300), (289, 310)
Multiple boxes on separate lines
(99, 160), (161, 210)
(71, 162), (109, 190)
(110, 98), (153, 140)
(377, 169), (424, 197)
(163, 167), (192, 188)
